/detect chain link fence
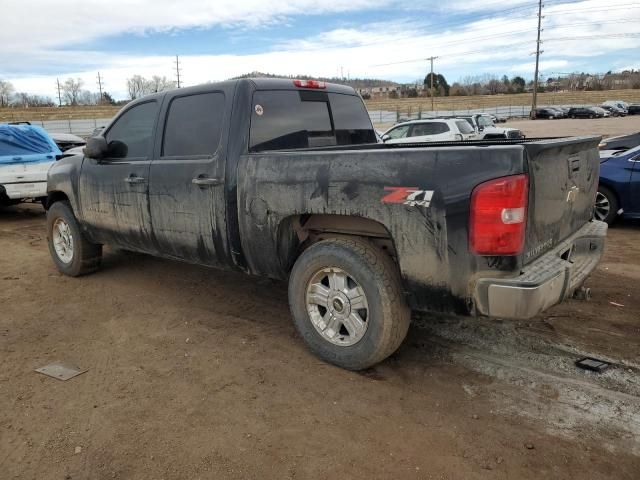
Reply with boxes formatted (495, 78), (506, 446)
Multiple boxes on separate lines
(368, 105), (535, 127)
(0, 116), (112, 137)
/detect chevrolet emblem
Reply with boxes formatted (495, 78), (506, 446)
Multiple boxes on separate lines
(566, 185), (579, 203)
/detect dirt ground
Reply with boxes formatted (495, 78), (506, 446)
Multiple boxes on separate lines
(1, 121), (640, 479)
(505, 115), (640, 139)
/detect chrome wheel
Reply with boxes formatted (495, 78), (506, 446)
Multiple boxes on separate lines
(594, 191), (610, 221)
(52, 218), (74, 264)
(306, 267), (369, 346)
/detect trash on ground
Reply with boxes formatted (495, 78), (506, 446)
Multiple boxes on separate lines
(575, 357), (610, 373)
(35, 362), (88, 381)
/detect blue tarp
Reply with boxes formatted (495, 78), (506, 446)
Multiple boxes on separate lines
(0, 124), (61, 165)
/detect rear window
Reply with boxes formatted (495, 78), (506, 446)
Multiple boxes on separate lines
(249, 90), (375, 152)
(328, 93), (376, 145)
(455, 121), (474, 134)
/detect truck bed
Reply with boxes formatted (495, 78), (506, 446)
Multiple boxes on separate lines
(236, 136), (601, 314)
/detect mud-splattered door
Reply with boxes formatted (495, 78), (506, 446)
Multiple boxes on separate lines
(78, 100), (158, 250)
(148, 91), (229, 266)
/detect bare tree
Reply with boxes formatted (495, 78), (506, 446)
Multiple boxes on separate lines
(62, 78), (84, 105)
(148, 75), (176, 93)
(0, 79), (14, 107)
(127, 75), (150, 100)
(11, 93), (54, 108)
(127, 75), (176, 99)
(77, 90), (101, 105)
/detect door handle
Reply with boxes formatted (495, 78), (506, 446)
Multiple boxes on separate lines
(124, 175), (146, 184)
(192, 176), (221, 187)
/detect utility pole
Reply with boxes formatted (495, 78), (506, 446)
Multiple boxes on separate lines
(56, 78), (62, 107)
(427, 56), (438, 111)
(96, 72), (103, 103)
(175, 55), (181, 88)
(531, 0), (544, 119)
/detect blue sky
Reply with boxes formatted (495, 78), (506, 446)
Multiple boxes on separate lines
(2, 0), (639, 100)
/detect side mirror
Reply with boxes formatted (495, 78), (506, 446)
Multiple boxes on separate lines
(382, 134), (390, 141)
(83, 136), (108, 159)
(83, 137), (128, 159)
(107, 140), (128, 158)
(478, 126), (484, 132)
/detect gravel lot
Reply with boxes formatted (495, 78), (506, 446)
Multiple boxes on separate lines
(506, 115), (640, 139)
(1, 119), (639, 479)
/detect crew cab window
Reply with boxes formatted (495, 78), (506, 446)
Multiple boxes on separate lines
(162, 92), (225, 157)
(250, 90), (333, 152)
(410, 122), (449, 137)
(386, 125), (410, 139)
(328, 93), (376, 145)
(105, 101), (158, 158)
(455, 121), (474, 134)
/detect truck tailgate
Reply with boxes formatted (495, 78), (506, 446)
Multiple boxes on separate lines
(522, 136), (600, 263)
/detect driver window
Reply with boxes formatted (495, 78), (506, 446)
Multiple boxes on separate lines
(105, 101), (158, 158)
(387, 125), (410, 139)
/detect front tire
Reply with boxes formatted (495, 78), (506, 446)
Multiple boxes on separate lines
(288, 237), (410, 370)
(594, 186), (619, 225)
(47, 201), (102, 276)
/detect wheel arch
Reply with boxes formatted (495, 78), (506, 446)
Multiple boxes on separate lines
(44, 190), (70, 210)
(598, 181), (623, 211)
(276, 213), (400, 274)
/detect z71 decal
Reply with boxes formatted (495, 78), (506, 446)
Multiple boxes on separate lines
(381, 187), (434, 207)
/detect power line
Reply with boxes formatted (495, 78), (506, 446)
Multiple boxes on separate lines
(548, 3), (640, 13)
(371, 31), (640, 70)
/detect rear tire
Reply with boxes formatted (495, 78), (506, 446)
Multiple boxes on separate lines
(288, 237), (410, 370)
(47, 201), (102, 276)
(594, 185), (619, 225)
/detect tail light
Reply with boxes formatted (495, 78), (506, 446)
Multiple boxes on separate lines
(293, 79), (326, 89)
(469, 174), (528, 255)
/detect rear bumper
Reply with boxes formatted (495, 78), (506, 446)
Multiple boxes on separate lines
(474, 220), (607, 319)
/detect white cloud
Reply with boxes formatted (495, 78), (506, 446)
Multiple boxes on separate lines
(3, 0), (638, 100)
(509, 59), (570, 72)
(0, 0), (388, 53)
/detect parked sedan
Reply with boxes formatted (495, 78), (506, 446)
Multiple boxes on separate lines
(628, 104), (640, 115)
(599, 132), (640, 151)
(596, 146), (640, 224)
(381, 119), (478, 143)
(568, 107), (604, 119)
(534, 107), (563, 119)
(600, 104), (626, 117)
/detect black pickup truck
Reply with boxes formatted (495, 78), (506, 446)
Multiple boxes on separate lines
(45, 78), (607, 370)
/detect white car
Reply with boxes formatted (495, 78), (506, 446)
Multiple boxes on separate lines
(0, 124), (61, 207)
(458, 114), (523, 139)
(382, 119), (478, 144)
